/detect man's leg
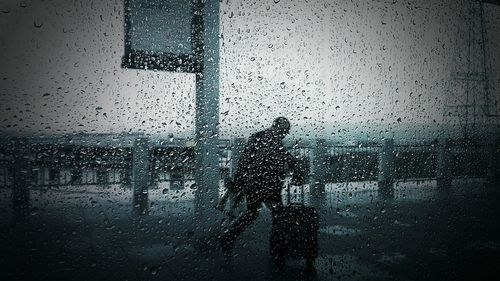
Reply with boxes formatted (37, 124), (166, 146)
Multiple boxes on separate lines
(265, 191), (284, 223)
(221, 195), (261, 254)
(216, 189), (230, 211)
(231, 191), (244, 209)
(265, 191), (285, 265)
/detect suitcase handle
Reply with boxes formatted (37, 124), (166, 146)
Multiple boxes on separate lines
(284, 181), (305, 206)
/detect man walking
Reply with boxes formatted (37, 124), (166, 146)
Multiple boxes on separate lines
(220, 117), (300, 256)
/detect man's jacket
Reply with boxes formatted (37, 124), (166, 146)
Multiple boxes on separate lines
(234, 129), (298, 194)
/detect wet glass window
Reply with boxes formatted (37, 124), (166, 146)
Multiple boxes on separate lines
(1, 0), (499, 280)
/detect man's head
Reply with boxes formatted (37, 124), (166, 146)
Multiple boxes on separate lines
(271, 117), (290, 139)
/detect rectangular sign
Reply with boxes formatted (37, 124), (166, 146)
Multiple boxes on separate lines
(481, 0), (500, 5)
(122, 0), (203, 73)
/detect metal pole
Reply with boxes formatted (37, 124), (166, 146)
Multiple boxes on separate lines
(378, 138), (395, 198)
(311, 139), (327, 208)
(194, 0), (221, 243)
(97, 169), (109, 186)
(230, 138), (245, 177)
(12, 138), (31, 221)
(132, 137), (151, 215)
(436, 138), (452, 189)
(10, 138), (31, 277)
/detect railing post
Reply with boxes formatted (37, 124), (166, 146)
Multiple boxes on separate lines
(71, 169), (82, 185)
(37, 168), (43, 185)
(49, 168), (59, 185)
(496, 138), (500, 183)
(487, 138), (499, 186)
(12, 138), (31, 220)
(70, 148), (82, 185)
(122, 168), (132, 185)
(97, 169), (109, 186)
(231, 138), (246, 177)
(1, 166), (7, 186)
(436, 138), (452, 189)
(311, 139), (327, 208)
(378, 138), (395, 198)
(132, 137), (151, 215)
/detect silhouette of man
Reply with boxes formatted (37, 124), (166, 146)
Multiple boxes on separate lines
(220, 117), (300, 256)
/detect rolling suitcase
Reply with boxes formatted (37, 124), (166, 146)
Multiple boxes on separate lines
(270, 182), (319, 266)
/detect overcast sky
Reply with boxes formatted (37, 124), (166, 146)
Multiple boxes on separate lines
(0, 0), (499, 140)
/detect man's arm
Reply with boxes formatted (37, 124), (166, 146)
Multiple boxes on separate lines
(282, 149), (307, 185)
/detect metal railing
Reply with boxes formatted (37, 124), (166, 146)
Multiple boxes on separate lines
(0, 135), (498, 190)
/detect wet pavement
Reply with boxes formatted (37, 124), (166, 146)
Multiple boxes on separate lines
(1, 179), (500, 281)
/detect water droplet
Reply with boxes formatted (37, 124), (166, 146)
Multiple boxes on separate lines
(33, 20), (43, 28)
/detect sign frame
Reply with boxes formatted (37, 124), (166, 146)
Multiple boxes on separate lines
(481, 0), (500, 5)
(122, 0), (204, 73)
